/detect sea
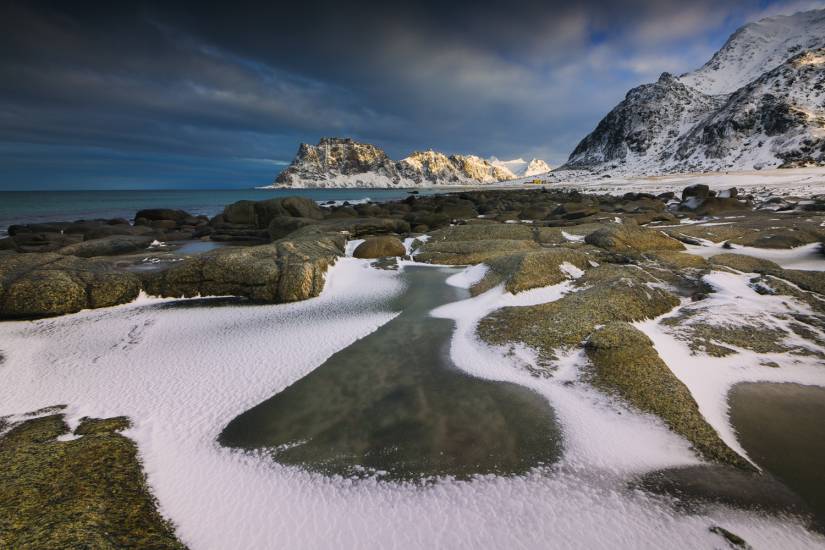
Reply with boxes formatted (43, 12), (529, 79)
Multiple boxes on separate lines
(0, 188), (439, 236)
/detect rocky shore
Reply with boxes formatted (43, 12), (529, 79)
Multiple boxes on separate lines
(1, 183), (824, 545)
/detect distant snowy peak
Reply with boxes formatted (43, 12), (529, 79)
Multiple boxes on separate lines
(271, 139), (533, 188)
(679, 9), (825, 95)
(489, 157), (552, 178)
(564, 8), (825, 174)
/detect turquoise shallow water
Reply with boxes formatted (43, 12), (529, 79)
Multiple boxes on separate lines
(0, 188), (434, 235)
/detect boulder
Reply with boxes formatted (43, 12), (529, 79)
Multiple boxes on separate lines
(586, 322), (751, 469)
(585, 224), (685, 253)
(267, 216), (319, 241)
(0, 254), (141, 319)
(134, 209), (190, 222)
(57, 235), (156, 258)
(681, 184), (710, 202)
(142, 233), (344, 303)
(223, 197), (324, 228)
(353, 236), (406, 259)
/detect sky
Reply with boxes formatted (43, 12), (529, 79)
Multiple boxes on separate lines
(1, 0), (823, 190)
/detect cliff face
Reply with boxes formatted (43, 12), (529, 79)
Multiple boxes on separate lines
(563, 9), (825, 174)
(272, 138), (550, 188)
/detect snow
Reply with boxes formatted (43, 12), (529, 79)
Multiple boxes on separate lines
(503, 166), (825, 199)
(0, 259), (824, 548)
(636, 269), (825, 468)
(679, 9), (825, 95)
(489, 157), (552, 178)
(684, 241), (825, 271)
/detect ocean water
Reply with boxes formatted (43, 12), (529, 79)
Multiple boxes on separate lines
(0, 188), (433, 235)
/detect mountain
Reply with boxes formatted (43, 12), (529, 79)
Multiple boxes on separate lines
(489, 157), (552, 178)
(564, 9), (825, 174)
(269, 138), (548, 188)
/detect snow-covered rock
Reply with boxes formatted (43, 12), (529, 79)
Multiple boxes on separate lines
(564, 8), (825, 174)
(270, 138), (540, 188)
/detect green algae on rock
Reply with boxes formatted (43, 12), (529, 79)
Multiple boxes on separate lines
(414, 239), (541, 265)
(478, 265), (679, 362)
(585, 322), (751, 469)
(470, 248), (591, 296)
(0, 412), (185, 549)
(0, 253), (141, 319)
(585, 223), (685, 254)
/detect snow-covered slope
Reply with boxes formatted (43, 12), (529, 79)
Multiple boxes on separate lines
(489, 157), (552, 178)
(269, 138), (541, 188)
(680, 9), (825, 95)
(563, 8), (825, 174)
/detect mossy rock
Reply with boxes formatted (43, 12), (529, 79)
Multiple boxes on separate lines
(144, 233), (343, 303)
(471, 248), (590, 296)
(478, 265), (679, 360)
(647, 250), (708, 270)
(0, 254), (141, 320)
(585, 322), (750, 469)
(415, 239), (540, 265)
(353, 236), (406, 259)
(709, 253), (781, 273)
(427, 223), (535, 243)
(585, 224), (684, 254)
(0, 412), (185, 549)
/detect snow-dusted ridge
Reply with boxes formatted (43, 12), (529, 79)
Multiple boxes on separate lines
(264, 137), (551, 188)
(565, 8), (825, 174)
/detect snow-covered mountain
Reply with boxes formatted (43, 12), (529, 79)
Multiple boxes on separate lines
(489, 157), (551, 178)
(564, 9), (825, 174)
(269, 138), (546, 188)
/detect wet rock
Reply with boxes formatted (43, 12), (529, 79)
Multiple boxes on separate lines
(353, 236), (406, 259)
(586, 322), (750, 468)
(57, 235), (156, 258)
(134, 208), (191, 222)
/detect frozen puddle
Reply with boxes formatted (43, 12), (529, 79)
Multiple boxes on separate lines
(0, 259), (824, 548)
(220, 265), (561, 479)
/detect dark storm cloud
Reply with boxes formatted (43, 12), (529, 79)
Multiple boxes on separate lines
(0, 0), (819, 188)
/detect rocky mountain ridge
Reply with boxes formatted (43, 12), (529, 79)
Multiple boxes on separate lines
(269, 138), (550, 188)
(564, 9), (825, 174)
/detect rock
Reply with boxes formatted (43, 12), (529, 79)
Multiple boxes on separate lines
(478, 265), (679, 360)
(585, 224), (685, 253)
(223, 197), (324, 229)
(0, 254), (141, 319)
(57, 235), (155, 258)
(681, 184), (711, 202)
(689, 197), (750, 216)
(0, 411), (185, 549)
(142, 233), (344, 303)
(471, 248), (591, 295)
(415, 239), (540, 265)
(134, 208), (190, 222)
(353, 236), (406, 259)
(585, 322), (750, 469)
(267, 216), (319, 241)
